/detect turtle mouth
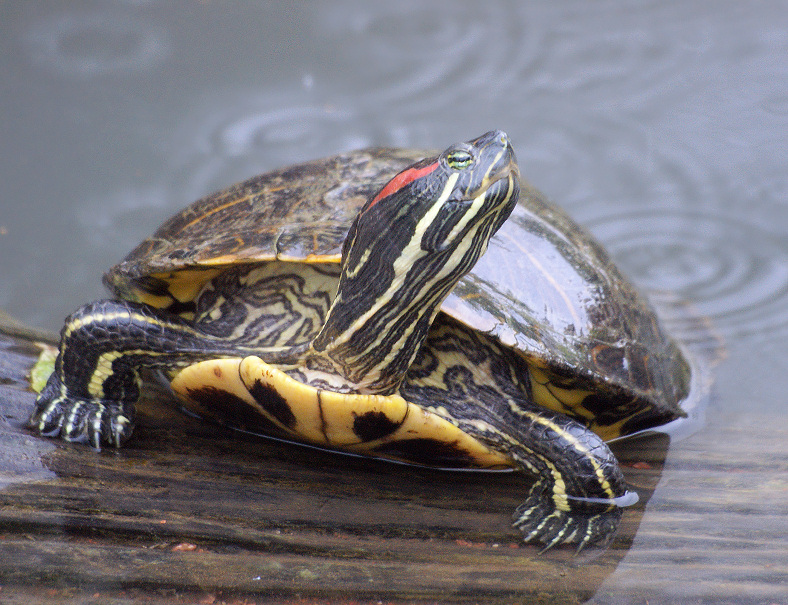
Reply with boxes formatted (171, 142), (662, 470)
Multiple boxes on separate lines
(480, 169), (520, 218)
(470, 132), (520, 211)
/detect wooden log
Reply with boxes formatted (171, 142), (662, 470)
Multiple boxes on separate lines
(1, 314), (784, 604)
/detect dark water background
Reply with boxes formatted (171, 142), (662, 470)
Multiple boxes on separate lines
(1, 2), (786, 602)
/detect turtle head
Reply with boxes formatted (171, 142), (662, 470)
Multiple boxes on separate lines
(345, 129), (518, 256)
(310, 130), (520, 394)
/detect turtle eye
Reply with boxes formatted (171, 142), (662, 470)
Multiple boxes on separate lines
(445, 149), (474, 170)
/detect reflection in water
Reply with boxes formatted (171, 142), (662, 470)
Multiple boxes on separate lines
(588, 210), (788, 342)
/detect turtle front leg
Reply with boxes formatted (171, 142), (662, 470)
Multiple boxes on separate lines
(508, 420), (635, 552)
(31, 369), (138, 449)
(28, 299), (215, 449)
(466, 407), (636, 552)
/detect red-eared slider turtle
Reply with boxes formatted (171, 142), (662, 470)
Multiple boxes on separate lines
(29, 130), (691, 551)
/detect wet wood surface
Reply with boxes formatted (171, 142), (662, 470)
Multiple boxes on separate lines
(0, 317), (785, 604)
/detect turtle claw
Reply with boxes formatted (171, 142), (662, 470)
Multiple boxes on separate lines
(61, 400), (135, 450)
(28, 378), (67, 437)
(63, 401), (107, 449)
(28, 375), (135, 450)
(513, 483), (622, 552)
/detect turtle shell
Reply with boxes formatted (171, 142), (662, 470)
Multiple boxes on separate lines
(104, 147), (690, 439)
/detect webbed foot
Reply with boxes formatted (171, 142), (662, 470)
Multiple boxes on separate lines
(28, 373), (135, 449)
(26, 298), (212, 449)
(513, 482), (634, 552)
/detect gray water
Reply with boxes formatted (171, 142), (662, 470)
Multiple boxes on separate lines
(1, 1), (787, 602)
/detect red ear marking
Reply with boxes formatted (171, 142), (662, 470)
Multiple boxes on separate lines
(367, 161), (440, 210)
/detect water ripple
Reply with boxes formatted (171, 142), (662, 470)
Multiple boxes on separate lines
(586, 210), (788, 343)
(525, 3), (702, 106)
(314, 2), (544, 117)
(24, 12), (168, 78)
(161, 92), (363, 201)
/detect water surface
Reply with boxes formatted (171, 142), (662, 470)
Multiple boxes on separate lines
(1, 2), (786, 603)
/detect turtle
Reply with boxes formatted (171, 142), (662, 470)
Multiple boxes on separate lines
(28, 130), (691, 551)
